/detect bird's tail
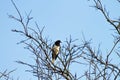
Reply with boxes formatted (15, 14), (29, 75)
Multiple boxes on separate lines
(52, 59), (55, 64)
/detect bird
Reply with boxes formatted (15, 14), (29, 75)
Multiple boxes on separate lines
(52, 40), (61, 63)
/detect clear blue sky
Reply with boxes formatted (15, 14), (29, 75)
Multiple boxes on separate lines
(0, 0), (120, 79)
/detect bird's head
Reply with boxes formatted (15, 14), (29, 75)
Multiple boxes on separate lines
(55, 40), (61, 46)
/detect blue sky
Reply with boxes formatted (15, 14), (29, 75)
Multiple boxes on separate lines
(0, 0), (120, 79)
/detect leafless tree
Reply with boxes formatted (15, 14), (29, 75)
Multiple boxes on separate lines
(0, 69), (16, 80)
(6, 0), (120, 80)
(81, 0), (120, 80)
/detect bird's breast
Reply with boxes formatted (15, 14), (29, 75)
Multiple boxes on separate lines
(53, 46), (60, 54)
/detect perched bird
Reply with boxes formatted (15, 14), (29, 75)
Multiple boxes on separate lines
(52, 40), (61, 63)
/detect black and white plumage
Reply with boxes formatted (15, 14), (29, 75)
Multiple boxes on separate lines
(52, 40), (61, 63)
